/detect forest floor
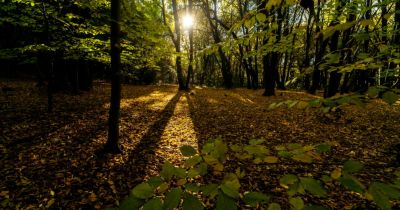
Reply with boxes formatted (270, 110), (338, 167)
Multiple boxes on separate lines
(1, 80), (400, 209)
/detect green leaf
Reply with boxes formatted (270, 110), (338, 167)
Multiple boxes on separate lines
(256, 13), (267, 23)
(201, 183), (219, 198)
(188, 168), (200, 178)
(321, 175), (332, 183)
(221, 183), (240, 198)
(131, 183), (154, 199)
(280, 174), (299, 188)
(220, 173), (240, 198)
(213, 139), (228, 160)
(197, 163), (208, 176)
(292, 153), (313, 163)
(382, 91), (399, 105)
(216, 191), (237, 210)
(339, 175), (365, 193)
(184, 183), (200, 192)
(275, 145), (286, 151)
(370, 182), (400, 199)
(201, 142), (214, 154)
(315, 143), (331, 153)
(203, 155), (224, 171)
(308, 99), (321, 107)
(360, 19), (374, 27)
(264, 156), (279, 163)
(157, 183), (169, 193)
(300, 177), (327, 197)
(287, 182), (305, 196)
(161, 162), (175, 180)
(296, 101), (309, 109)
(268, 203), (282, 210)
(343, 160), (363, 174)
(249, 139), (266, 145)
(367, 87), (381, 98)
(243, 192), (269, 207)
(180, 145), (197, 157)
(230, 144), (242, 152)
(289, 197), (304, 210)
(369, 183), (392, 210)
(244, 145), (269, 156)
(119, 195), (144, 210)
(164, 188), (182, 210)
(182, 194), (204, 210)
(142, 197), (163, 210)
(175, 167), (187, 178)
(278, 151), (292, 158)
(147, 176), (164, 188)
(185, 155), (202, 168)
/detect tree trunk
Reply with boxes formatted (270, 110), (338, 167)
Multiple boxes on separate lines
(185, 0), (194, 89)
(105, 0), (122, 154)
(203, 0), (233, 88)
(171, 0), (186, 90)
(326, 0), (345, 98)
(40, 0), (53, 113)
(309, 0), (328, 94)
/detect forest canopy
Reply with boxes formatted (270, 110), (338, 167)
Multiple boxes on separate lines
(1, 0), (400, 94)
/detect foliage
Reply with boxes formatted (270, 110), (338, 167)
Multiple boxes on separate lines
(109, 138), (400, 209)
(268, 86), (400, 113)
(0, 0), (173, 83)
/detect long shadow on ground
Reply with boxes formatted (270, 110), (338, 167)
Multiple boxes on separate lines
(107, 92), (182, 206)
(0, 84), (171, 209)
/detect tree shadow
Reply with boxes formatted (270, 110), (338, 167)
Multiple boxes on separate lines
(0, 83), (177, 208)
(2, 83), (158, 150)
(106, 92), (182, 199)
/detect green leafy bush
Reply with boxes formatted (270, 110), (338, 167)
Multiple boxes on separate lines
(105, 139), (400, 210)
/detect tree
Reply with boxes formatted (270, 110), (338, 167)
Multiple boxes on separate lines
(105, 0), (122, 154)
(186, 0), (194, 89)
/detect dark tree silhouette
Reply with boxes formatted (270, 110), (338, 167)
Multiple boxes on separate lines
(105, 0), (122, 154)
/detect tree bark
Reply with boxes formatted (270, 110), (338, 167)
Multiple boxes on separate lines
(326, 0), (345, 98)
(40, 0), (53, 113)
(203, 0), (233, 88)
(186, 0), (194, 89)
(105, 0), (122, 154)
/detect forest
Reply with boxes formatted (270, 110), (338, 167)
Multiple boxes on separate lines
(1, 0), (400, 209)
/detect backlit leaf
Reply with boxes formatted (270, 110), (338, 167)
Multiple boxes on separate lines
(182, 194), (204, 210)
(289, 197), (304, 210)
(243, 191), (269, 207)
(216, 191), (237, 210)
(164, 188), (182, 209)
(180, 145), (197, 157)
(300, 177), (327, 197)
(131, 183), (154, 199)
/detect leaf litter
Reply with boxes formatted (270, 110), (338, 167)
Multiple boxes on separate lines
(0, 81), (400, 209)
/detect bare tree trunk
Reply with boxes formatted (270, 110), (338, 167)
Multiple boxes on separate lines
(40, 0), (53, 113)
(260, 1), (275, 96)
(186, 0), (194, 89)
(171, 0), (186, 90)
(326, 0), (345, 97)
(309, 0), (328, 94)
(105, 0), (122, 154)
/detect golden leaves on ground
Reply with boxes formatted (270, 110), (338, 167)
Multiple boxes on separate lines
(1, 81), (400, 209)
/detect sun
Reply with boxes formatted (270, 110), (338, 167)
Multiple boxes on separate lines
(183, 14), (194, 29)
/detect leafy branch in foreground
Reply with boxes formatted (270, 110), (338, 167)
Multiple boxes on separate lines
(105, 138), (400, 210)
(268, 86), (400, 114)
